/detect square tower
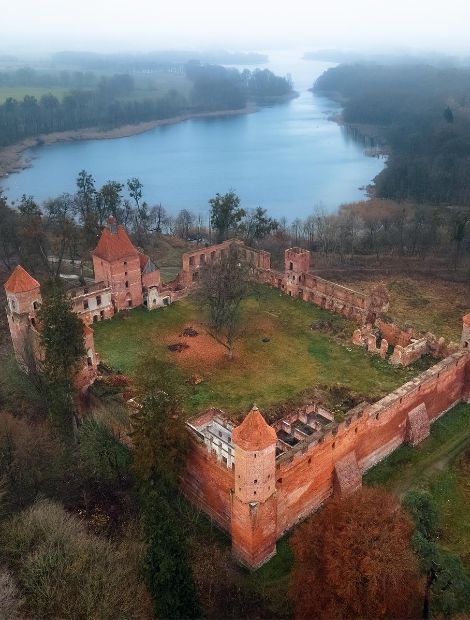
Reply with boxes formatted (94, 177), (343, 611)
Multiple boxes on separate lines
(285, 247), (310, 274)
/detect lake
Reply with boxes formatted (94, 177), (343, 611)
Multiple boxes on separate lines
(0, 53), (385, 220)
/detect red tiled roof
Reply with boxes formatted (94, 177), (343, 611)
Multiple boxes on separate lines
(232, 405), (277, 451)
(4, 265), (40, 293)
(92, 225), (139, 262)
(463, 313), (470, 326)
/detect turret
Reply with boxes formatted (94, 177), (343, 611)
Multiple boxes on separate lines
(4, 265), (41, 319)
(4, 265), (42, 368)
(232, 404), (277, 503)
(285, 247), (310, 275)
(231, 405), (278, 568)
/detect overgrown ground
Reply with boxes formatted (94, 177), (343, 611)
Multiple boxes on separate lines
(93, 284), (427, 417)
(365, 402), (470, 569)
(335, 275), (470, 341)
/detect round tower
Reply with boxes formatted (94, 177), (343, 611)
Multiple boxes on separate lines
(231, 405), (278, 568)
(4, 265), (42, 368)
(232, 404), (277, 503)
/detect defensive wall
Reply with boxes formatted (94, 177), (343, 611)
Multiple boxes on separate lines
(182, 349), (470, 569)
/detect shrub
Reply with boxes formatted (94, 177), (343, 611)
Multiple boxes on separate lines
(1, 500), (152, 619)
(0, 412), (63, 509)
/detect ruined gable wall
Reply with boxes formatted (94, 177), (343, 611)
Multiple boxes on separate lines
(376, 319), (413, 347)
(182, 437), (234, 531)
(274, 351), (469, 537)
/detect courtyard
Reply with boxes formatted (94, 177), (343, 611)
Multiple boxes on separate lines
(93, 284), (429, 417)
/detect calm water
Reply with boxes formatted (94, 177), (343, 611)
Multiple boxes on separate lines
(1, 54), (384, 219)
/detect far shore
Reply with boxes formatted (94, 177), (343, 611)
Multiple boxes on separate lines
(0, 104), (258, 180)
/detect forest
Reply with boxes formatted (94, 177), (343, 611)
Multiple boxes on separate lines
(314, 63), (470, 205)
(0, 64), (292, 147)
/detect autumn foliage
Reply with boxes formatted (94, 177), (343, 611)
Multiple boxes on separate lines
(290, 487), (422, 620)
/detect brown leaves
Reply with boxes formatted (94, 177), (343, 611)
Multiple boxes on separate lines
(290, 487), (423, 620)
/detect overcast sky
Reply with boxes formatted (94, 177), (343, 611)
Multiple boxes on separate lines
(3, 0), (470, 54)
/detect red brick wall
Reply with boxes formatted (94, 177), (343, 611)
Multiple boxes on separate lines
(275, 351), (469, 536)
(93, 255), (142, 310)
(231, 494), (277, 568)
(376, 319), (413, 347)
(182, 440), (234, 531)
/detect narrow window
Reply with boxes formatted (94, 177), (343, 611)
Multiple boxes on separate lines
(189, 256), (194, 266)
(87, 356), (93, 367)
(83, 300), (89, 310)
(93, 315), (98, 323)
(125, 281), (129, 288)
(100, 310), (105, 320)
(96, 295), (101, 305)
(127, 299), (132, 308)
(124, 261), (127, 266)
(289, 261), (293, 270)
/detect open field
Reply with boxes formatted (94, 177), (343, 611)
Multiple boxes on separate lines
(123, 72), (193, 100)
(0, 86), (70, 103)
(365, 402), (470, 568)
(93, 284), (427, 417)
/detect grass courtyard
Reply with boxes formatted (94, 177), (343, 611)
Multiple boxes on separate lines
(93, 284), (427, 417)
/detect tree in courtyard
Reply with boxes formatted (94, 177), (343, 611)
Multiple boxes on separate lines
(198, 244), (250, 359)
(290, 487), (422, 620)
(37, 279), (86, 443)
(209, 191), (246, 243)
(403, 489), (470, 618)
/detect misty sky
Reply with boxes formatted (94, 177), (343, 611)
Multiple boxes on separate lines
(3, 0), (470, 54)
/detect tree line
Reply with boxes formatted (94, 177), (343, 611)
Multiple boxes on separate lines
(314, 63), (470, 206)
(0, 64), (292, 147)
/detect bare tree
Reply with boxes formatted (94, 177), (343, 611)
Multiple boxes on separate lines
(198, 244), (250, 359)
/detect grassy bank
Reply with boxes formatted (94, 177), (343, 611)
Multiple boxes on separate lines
(365, 402), (470, 568)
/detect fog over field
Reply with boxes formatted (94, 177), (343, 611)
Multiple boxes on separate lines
(2, 0), (470, 53)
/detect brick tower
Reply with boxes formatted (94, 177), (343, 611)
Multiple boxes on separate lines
(92, 217), (143, 311)
(285, 247), (310, 275)
(231, 405), (278, 568)
(4, 265), (42, 368)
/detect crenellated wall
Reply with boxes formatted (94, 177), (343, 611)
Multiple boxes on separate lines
(183, 350), (470, 568)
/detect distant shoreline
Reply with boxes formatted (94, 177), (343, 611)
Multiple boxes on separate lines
(0, 104), (258, 180)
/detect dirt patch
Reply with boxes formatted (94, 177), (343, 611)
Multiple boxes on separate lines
(164, 326), (228, 370)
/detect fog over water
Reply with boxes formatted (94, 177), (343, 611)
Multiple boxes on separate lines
(1, 54), (385, 219)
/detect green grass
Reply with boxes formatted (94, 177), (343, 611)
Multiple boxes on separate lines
(93, 284), (425, 417)
(365, 403), (470, 568)
(0, 86), (70, 103)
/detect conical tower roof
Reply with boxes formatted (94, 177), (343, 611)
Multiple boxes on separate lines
(4, 265), (40, 293)
(232, 405), (277, 451)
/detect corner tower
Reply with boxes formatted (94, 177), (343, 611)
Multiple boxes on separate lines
(4, 265), (42, 367)
(231, 405), (278, 568)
